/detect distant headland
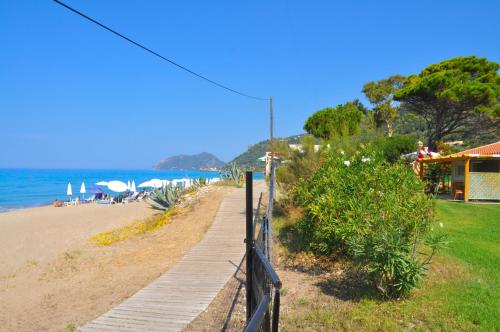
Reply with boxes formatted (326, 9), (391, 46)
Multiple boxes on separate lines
(153, 152), (225, 171)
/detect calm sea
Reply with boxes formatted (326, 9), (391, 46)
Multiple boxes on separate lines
(0, 168), (263, 212)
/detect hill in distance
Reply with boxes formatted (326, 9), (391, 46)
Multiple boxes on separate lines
(230, 134), (304, 170)
(154, 152), (225, 171)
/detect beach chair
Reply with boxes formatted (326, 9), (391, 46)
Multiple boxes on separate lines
(137, 191), (147, 200)
(65, 197), (79, 206)
(123, 192), (140, 203)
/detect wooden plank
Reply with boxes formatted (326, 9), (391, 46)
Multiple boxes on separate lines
(79, 181), (266, 332)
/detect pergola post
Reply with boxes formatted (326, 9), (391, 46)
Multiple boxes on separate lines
(419, 160), (424, 178)
(464, 158), (470, 202)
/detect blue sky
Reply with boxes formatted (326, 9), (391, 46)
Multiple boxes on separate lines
(1, 0), (499, 169)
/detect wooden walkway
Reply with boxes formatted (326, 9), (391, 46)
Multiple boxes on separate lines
(80, 181), (265, 332)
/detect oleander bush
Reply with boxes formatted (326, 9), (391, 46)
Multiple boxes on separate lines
(293, 145), (447, 297)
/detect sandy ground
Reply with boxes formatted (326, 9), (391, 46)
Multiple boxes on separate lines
(0, 186), (230, 332)
(0, 202), (157, 275)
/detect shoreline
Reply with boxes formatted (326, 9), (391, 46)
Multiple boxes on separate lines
(0, 198), (142, 214)
(0, 202), (52, 214)
(0, 168), (228, 215)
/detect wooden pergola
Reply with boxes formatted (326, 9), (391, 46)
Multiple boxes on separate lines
(418, 141), (500, 201)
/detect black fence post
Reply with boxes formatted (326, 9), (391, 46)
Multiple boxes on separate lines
(272, 289), (281, 332)
(245, 171), (254, 324)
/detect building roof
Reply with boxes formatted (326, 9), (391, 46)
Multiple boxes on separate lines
(421, 141), (500, 163)
(453, 141), (500, 156)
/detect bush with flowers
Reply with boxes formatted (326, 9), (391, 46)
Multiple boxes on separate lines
(293, 144), (447, 297)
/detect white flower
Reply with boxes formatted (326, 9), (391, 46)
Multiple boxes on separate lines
(361, 156), (371, 163)
(439, 222), (444, 228)
(343, 160), (350, 167)
(340, 150), (345, 155)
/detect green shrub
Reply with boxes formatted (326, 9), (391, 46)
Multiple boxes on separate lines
(294, 145), (446, 297)
(148, 184), (183, 211)
(221, 162), (243, 183)
(191, 177), (207, 189)
(276, 135), (324, 194)
(375, 135), (416, 163)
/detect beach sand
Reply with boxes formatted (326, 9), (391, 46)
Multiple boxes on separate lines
(0, 186), (230, 331)
(0, 202), (157, 275)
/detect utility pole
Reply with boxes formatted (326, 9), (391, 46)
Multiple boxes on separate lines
(270, 96), (273, 153)
(268, 96), (273, 178)
(267, 96), (274, 263)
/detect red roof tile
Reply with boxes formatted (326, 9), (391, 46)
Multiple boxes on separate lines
(454, 141), (500, 156)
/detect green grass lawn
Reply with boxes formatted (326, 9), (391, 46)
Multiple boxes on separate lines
(431, 201), (500, 330)
(277, 201), (500, 331)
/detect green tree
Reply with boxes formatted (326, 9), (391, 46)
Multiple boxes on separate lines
(304, 101), (364, 140)
(394, 56), (500, 148)
(375, 135), (416, 163)
(362, 75), (405, 137)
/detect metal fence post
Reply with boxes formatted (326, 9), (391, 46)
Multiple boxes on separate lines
(267, 161), (275, 263)
(272, 289), (281, 332)
(245, 171), (254, 324)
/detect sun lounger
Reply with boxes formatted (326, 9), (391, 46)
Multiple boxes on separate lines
(64, 197), (80, 206)
(123, 192), (141, 203)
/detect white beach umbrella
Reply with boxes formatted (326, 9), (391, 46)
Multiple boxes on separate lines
(149, 179), (163, 188)
(131, 180), (137, 193)
(183, 178), (191, 188)
(96, 181), (108, 186)
(80, 181), (87, 199)
(138, 180), (152, 188)
(107, 180), (128, 193)
(80, 182), (86, 194)
(66, 182), (73, 196)
(127, 180), (131, 191)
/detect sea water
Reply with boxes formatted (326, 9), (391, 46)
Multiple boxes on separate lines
(0, 168), (264, 212)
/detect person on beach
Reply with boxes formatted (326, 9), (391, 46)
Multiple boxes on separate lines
(52, 199), (63, 207)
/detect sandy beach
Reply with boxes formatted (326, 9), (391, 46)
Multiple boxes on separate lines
(0, 202), (157, 275)
(0, 186), (230, 331)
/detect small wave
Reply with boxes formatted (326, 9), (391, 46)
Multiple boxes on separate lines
(0, 206), (12, 213)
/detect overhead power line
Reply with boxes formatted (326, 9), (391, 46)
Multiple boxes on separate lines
(53, 0), (268, 101)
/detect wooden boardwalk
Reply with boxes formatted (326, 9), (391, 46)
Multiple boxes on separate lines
(80, 181), (265, 332)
